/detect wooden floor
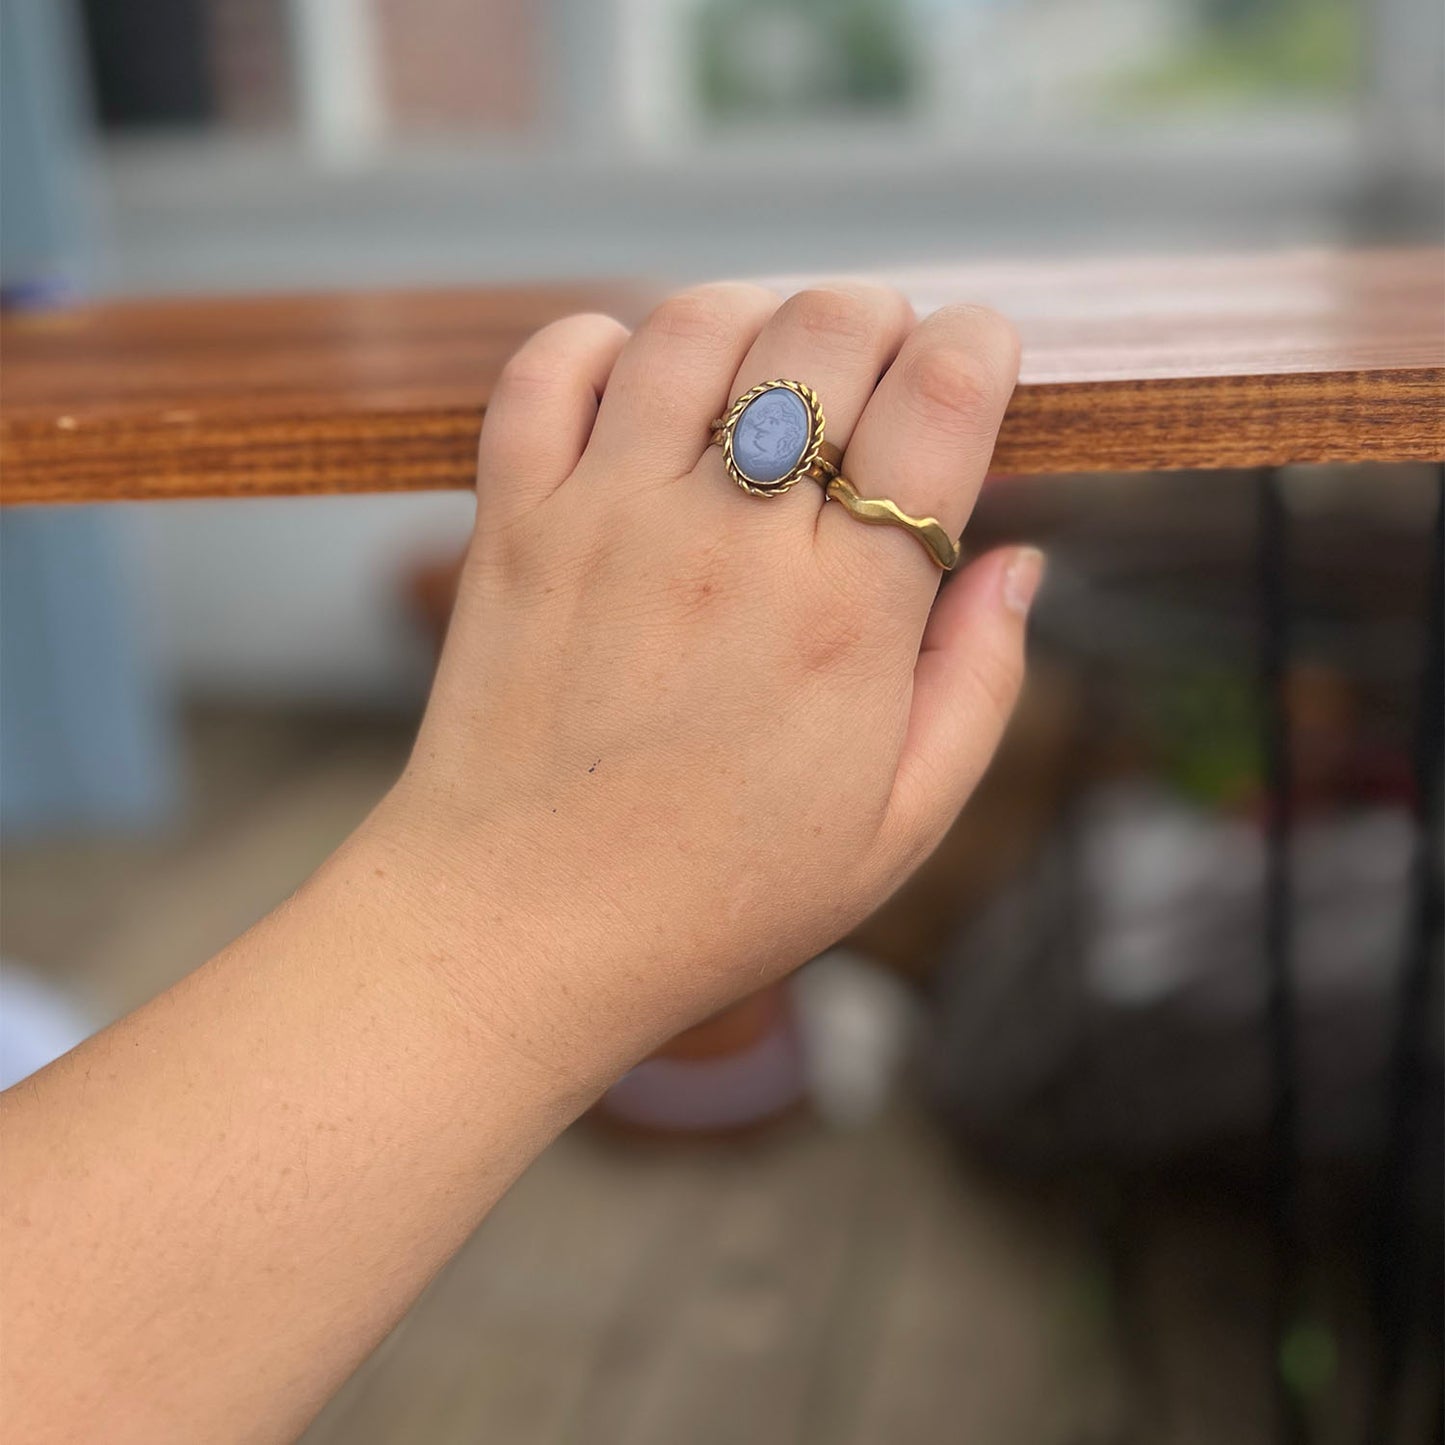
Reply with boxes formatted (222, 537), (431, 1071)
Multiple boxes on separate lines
(5, 707), (1379, 1445)
(302, 1108), (1130, 1445)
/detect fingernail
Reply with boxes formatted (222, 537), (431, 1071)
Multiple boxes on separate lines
(1002, 546), (1046, 617)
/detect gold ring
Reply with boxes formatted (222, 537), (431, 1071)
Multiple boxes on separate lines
(707, 379), (960, 572)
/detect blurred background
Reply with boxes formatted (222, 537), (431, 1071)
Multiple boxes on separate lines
(1, 0), (1442, 1441)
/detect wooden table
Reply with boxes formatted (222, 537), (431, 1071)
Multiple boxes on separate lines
(2, 248), (1441, 505)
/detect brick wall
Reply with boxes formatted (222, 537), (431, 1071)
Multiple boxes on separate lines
(372, 0), (541, 135)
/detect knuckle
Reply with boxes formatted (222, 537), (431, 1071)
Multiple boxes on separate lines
(549, 311), (629, 351)
(491, 313), (628, 410)
(467, 511), (532, 586)
(947, 302), (1022, 367)
(645, 287), (746, 349)
(788, 554), (891, 678)
(494, 347), (563, 405)
(792, 603), (869, 678)
(707, 280), (779, 313)
(785, 287), (880, 353)
(901, 344), (1008, 435)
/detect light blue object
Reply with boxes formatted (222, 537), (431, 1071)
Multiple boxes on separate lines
(0, 0), (96, 289)
(1, 3), (176, 837)
(0, 963), (93, 1087)
(1, 510), (177, 835)
(732, 385), (810, 484)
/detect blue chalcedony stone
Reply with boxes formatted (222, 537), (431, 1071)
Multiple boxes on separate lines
(731, 386), (810, 484)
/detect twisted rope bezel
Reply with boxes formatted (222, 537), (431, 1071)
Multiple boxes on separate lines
(709, 379), (826, 497)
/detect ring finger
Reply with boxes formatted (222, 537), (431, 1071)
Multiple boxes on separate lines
(702, 283), (915, 530)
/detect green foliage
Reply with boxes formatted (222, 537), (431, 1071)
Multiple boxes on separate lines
(1279, 1317), (1339, 1399)
(1119, 0), (1359, 108)
(1146, 669), (1261, 809)
(696, 0), (915, 121)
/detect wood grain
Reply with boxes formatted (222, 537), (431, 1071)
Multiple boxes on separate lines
(2, 250), (1441, 504)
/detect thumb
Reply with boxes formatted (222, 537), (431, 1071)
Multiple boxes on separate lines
(883, 545), (1044, 861)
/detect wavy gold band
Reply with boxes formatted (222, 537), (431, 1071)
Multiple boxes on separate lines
(705, 378), (960, 572)
(808, 442), (960, 572)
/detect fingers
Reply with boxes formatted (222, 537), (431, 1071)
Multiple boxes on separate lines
(881, 546), (1043, 863)
(688, 282), (915, 545)
(727, 284), (915, 457)
(585, 282), (779, 478)
(824, 304), (1019, 590)
(476, 313), (631, 526)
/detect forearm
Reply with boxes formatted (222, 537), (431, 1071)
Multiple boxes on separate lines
(1, 808), (603, 1444)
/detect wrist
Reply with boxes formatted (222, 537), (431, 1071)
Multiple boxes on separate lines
(332, 785), (660, 1108)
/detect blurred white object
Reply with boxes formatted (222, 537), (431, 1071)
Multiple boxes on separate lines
(794, 949), (920, 1129)
(1081, 783), (1412, 1014)
(289, 0), (382, 166)
(0, 962), (91, 1089)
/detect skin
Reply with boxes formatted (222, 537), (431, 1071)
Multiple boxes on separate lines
(0, 281), (1039, 1443)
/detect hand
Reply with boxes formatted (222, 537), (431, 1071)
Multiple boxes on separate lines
(380, 281), (1040, 1087)
(0, 283), (1040, 1444)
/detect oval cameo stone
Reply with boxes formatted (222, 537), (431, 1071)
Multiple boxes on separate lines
(731, 385), (811, 485)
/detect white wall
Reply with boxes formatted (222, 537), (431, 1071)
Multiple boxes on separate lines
(127, 490), (475, 706)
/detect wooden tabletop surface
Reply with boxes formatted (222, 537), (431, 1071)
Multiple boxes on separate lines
(2, 248), (1441, 505)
